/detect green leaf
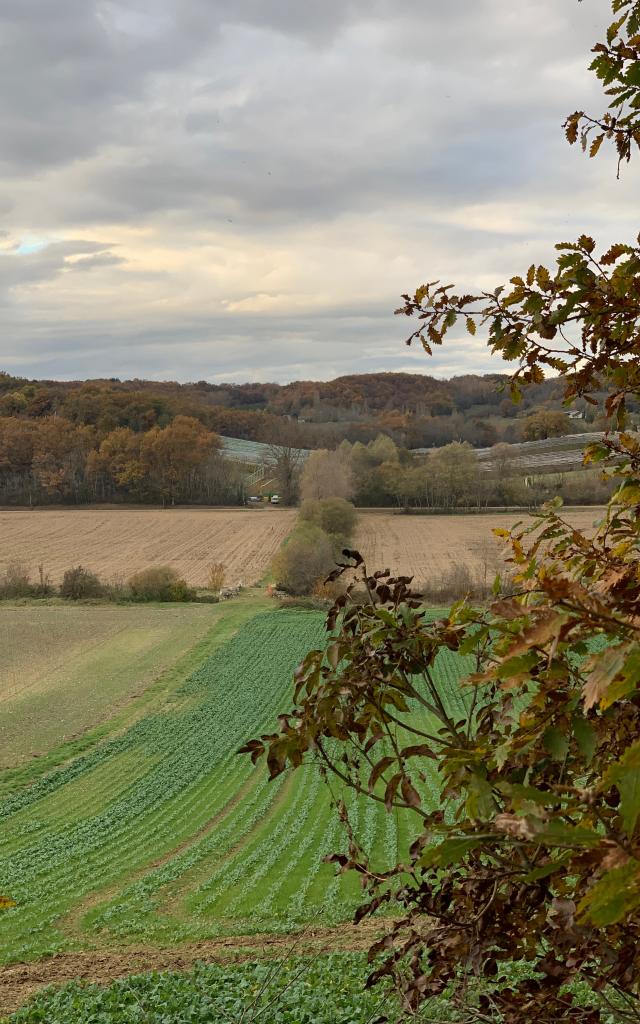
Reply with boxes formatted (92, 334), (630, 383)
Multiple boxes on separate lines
(579, 859), (640, 925)
(495, 652), (539, 682)
(523, 854), (572, 882)
(605, 740), (640, 835)
(615, 481), (640, 504)
(420, 836), (483, 868)
(466, 774), (495, 819)
(626, 61), (640, 86)
(534, 820), (601, 847)
(604, 649), (640, 706)
(572, 715), (597, 765)
(498, 782), (558, 809)
(535, 265), (551, 289)
(583, 443), (610, 464)
(543, 726), (569, 762)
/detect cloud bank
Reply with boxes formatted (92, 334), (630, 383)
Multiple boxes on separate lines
(0, 0), (634, 383)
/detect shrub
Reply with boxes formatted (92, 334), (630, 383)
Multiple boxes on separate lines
(420, 562), (474, 604)
(34, 564), (54, 597)
(0, 561), (34, 598)
(206, 562), (226, 593)
(60, 565), (104, 600)
(103, 574), (129, 602)
(128, 565), (192, 602)
(299, 497), (357, 544)
(271, 525), (335, 595)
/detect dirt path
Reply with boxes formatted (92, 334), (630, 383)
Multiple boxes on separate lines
(0, 922), (383, 1015)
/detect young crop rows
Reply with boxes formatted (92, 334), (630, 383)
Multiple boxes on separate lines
(4, 954), (461, 1024)
(0, 609), (470, 963)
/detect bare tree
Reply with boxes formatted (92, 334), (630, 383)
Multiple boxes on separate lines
(267, 423), (306, 505)
(299, 449), (353, 502)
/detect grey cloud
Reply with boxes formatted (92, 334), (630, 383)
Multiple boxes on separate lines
(68, 251), (126, 271)
(0, 239), (120, 291)
(4, 0), (610, 232)
(0, 300), (504, 384)
(0, 0), (633, 383)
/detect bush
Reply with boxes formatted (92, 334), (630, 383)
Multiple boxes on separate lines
(102, 575), (129, 602)
(128, 565), (192, 602)
(299, 497), (357, 544)
(0, 561), (34, 598)
(271, 525), (335, 595)
(34, 564), (54, 597)
(60, 565), (104, 600)
(206, 562), (225, 593)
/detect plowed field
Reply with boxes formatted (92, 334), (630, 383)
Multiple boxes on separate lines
(354, 508), (603, 586)
(0, 508), (296, 587)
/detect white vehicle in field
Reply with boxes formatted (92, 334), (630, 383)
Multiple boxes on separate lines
(270, 494), (280, 505)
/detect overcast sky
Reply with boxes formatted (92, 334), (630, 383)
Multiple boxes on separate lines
(0, 0), (634, 384)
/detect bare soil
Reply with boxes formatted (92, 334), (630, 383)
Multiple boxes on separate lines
(0, 922), (384, 1015)
(0, 508), (296, 587)
(354, 507), (603, 586)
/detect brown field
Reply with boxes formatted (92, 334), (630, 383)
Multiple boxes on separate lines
(0, 506), (605, 593)
(0, 508), (297, 587)
(354, 507), (604, 586)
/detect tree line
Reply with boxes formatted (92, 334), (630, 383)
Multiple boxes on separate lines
(0, 414), (246, 506)
(295, 434), (613, 510)
(2, 368), (625, 455)
(0, 408), (612, 509)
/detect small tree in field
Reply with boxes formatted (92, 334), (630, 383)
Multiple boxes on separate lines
(271, 524), (335, 595)
(521, 410), (574, 441)
(300, 497), (357, 545)
(300, 449), (353, 502)
(0, 561), (33, 598)
(243, 4), (640, 1020)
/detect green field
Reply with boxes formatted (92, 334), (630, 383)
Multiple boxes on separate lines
(3, 955), (462, 1023)
(0, 602), (258, 768)
(0, 601), (470, 972)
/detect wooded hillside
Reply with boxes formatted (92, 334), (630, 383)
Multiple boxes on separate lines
(0, 369), (609, 449)
(0, 368), (622, 506)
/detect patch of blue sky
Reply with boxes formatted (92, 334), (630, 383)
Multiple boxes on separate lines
(14, 237), (50, 255)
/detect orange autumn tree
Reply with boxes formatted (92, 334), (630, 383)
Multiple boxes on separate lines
(243, 3), (640, 1021)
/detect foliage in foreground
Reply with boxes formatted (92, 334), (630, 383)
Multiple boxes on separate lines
(244, 4), (640, 1020)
